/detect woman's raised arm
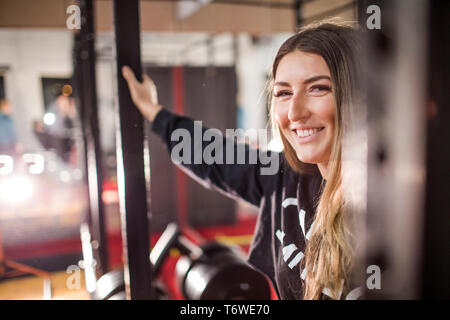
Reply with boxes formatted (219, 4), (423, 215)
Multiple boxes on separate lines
(121, 65), (280, 207)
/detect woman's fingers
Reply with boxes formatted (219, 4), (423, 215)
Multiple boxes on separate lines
(122, 65), (145, 103)
(121, 65), (136, 84)
(142, 73), (152, 83)
(121, 65), (161, 121)
(143, 74), (158, 105)
(122, 66), (154, 85)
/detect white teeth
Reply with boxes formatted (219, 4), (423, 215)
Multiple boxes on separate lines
(296, 128), (321, 138)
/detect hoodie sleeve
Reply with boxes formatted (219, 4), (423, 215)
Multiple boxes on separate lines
(151, 108), (280, 208)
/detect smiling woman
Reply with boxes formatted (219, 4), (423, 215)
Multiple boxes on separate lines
(268, 18), (363, 299)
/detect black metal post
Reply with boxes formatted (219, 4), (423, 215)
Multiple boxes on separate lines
(113, 0), (153, 300)
(294, 0), (302, 30)
(422, 0), (450, 299)
(359, 0), (429, 299)
(74, 0), (109, 278)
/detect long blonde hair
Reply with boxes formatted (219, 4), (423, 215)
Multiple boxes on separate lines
(269, 19), (363, 299)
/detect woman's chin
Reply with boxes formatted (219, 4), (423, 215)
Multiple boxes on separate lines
(296, 154), (315, 164)
(295, 152), (322, 165)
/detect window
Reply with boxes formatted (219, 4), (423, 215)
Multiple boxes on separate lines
(41, 77), (72, 111)
(0, 75), (5, 99)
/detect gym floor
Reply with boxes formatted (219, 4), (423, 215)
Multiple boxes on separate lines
(0, 271), (90, 300)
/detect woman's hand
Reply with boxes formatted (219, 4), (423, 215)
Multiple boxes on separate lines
(121, 65), (162, 122)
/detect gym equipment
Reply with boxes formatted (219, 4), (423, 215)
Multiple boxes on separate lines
(153, 223), (271, 300)
(91, 269), (124, 300)
(92, 223), (271, 300)
(113, 0), (153, 300)
(92, 268), (169, 300)
(73, 0), (109, 277)
(175, 241), (271, 300)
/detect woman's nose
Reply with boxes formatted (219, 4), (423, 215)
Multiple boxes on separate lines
(288, 94), (310, 122)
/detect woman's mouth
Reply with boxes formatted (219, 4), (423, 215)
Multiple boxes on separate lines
(292, 127), (325, 143)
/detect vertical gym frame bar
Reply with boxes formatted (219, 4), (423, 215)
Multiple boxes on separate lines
(113, 0), (153, 300)
(73, 0), (109, 281)
(294, 0), (302, 29)
(422, 0), (450, 299)
(357, 0), (450, 299)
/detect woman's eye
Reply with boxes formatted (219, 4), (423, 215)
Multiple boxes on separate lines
(273, 91), (291, 98)
(309, 85), (331, 94)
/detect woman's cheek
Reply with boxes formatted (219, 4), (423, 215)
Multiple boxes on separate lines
(316, 96), (336, 121)
(273, 103), (289, 129)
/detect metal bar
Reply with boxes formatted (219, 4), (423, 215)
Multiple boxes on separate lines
(149, 223), (181, 275)
(294, 0), (302, 30)
(422, 0), (450, 299)
(43, 278), (52, 300)
(141, 0), (297, 9)
(113, 0), (153, 300)
(387, 0), (428, 300)
(358, 0), (388, 300)
(172, 67), (189, 229)
(75, 0), (109, 277)
(73, 32), (98, 292)
(80, 222), (97, 293)
(361, 0), (428, 299)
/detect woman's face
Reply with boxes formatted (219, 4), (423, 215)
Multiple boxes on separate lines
(273, 50), (336, 170)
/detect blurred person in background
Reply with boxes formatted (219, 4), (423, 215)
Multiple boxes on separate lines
(0, 99), (22, 156)
(33, 94), (79, 165)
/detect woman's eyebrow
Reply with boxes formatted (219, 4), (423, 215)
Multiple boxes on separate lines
(303, 75), (331, 84)
(273, 81), (290, 87)
(273, 75), (331, 87)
